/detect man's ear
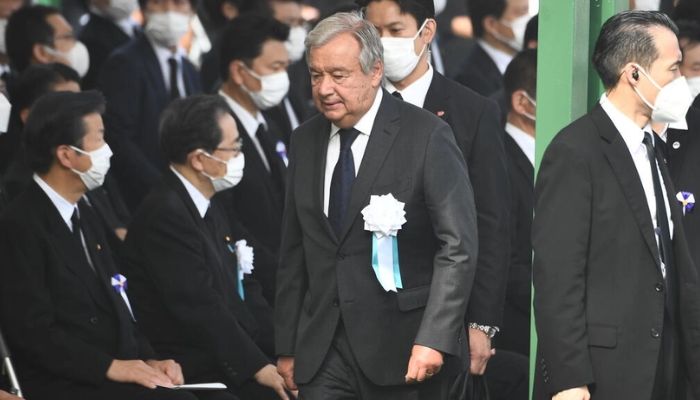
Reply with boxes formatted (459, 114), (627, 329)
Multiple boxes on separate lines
(188, 149), (206, 172)
(32, 43), (53, 64)
(420, 18), (437, 45)
(55, 144), (76, 170)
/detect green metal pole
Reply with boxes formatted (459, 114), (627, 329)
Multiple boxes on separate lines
(34, 0), (62, 8)
(529, 1), (627, 398)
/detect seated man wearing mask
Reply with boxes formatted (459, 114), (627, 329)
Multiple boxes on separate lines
(100, 0), (202, 210)
(0, 91), (194, 400)
(122, 95), (289, 400)
(217, 14), (290, 305)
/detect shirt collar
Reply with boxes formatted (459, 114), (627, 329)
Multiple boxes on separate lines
(330, 89), (383, 137)
(116, 18), (137, 38)
(383, 63), (434, 108)
(170, 166), (210, 218)
(33, 174), (76, 228)
(147, 35), (185, 64)
(477, 40), (513, 75)
(600, 93), (651, 154)
(505, 122), (535, 166)
(219, 90), (267, 138)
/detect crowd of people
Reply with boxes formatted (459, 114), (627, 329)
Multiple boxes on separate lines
(0, 0), (697, 399)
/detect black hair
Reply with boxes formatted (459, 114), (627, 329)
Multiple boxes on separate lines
(356, 0), (434, 26)
(524, 14), (538, 47)
(592, 10), (678, 89)
(504, 48), (537, 110)
(160, 94), (232, 164)
(6, 5), (61, 73)
(138, 0), (198, 13)
(218, 13), (289, 81)
(677, 19), (700, 51)
(24, 90), (106, 174)
(200, 0), (270, 31)
(11, 63), (80, 114)
(673, 0), (700, 24)
(468, 0), (507, 38)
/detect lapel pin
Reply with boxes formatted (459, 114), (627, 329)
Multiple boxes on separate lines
(676, 191), (695, 216)
(96, 244), (102, 251)
(672, 141), (680, 150)
(436, 111), (445, 117)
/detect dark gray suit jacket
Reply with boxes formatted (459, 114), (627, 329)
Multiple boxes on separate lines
(533, 104), (700, 400)
(275, 90), (477, 386)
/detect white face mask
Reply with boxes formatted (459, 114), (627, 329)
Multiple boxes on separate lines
(381, 19), (428, 82)
(495, 14), (529, 52)
(70, 143), (113, 191)
(433, 0), (447, 15)
(522, 91), (536, 122)
(202, 152), (245, 192)
(145, 11), (191, 48)
(632, 64), (694, 123)
(0, 19), (7, 54)
(104, 0), (138, 21)
(241, 65), (290, 110)
(686, 76), (700, 100)
(285, 25), (306, 63)
(44, 41), (91, 78)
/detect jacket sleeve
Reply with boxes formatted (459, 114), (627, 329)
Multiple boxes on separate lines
(414, 121), (478, 356)
(532, 139), (595, 395)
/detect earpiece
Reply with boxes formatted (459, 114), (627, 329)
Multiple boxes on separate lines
(632, 69), (639, 80)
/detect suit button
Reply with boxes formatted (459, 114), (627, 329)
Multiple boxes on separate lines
(89, 317), (99, 325)
(544, 376), (549, 383)
(655, 283), (664, 292)
(337, 253), (346, 261)
(651, 328), (660, 339)
(332, 298), (339, 307)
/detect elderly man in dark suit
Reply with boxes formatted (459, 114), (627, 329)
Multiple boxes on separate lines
(275, 11), (477, 400)
(122, 95), (289, 400)
(99, 0), (202, 210)
(361, 0), (510, 378)
(0, 90), (195, 400)
(533, 11), (700, 400)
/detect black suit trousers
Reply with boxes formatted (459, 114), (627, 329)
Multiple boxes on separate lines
(299, 322), (455, 400)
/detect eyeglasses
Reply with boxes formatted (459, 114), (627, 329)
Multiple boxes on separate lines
(215, 138), (243, 156)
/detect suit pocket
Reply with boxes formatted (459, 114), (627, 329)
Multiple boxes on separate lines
(587, 324), (617, 348)
(397, 284), (430, 311)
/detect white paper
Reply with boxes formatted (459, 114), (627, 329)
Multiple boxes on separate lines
(0, 93), (11, 133)
(168, 382), (227, 390)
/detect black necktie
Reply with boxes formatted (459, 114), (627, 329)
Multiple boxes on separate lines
(71, 208), (83, 246)
(392, 91), (403, 100)
(168, 57), (181, 100)
(329, 128), (361, 237)
(643, 132), (673, 273)
(255, 124), (276, 173)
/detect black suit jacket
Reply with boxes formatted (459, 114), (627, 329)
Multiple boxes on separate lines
(0, 182), (155, 389)
(78, 13), (132, 90)
(532, 104), (700, 399)
(455, 43), (504, 98)
(99, 34), (202, 210)
(423, 72), (510, 328)
(667, 107), (700, 268)
(122, 171), (273, 384)
(499, 133), (533, 356)
(275, 91), (477, 386)
(217, 108), (287, 305)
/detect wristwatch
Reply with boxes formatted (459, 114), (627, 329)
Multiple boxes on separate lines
(468, 323), (499, 339)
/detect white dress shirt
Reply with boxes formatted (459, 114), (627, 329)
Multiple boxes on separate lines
(219, 90), (271, 172)
(323, 90), (383, 216)
(384, 63), (434, 108)
(505, 122), (535, 166)
(148, 37), (187, 98)
(600, 95), (674, 275)
(171, 166), (210, 218)
(477, 40), (514, 75)
(116, 18), (138, 38)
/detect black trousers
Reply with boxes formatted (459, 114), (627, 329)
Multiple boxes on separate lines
(299, 323), (456, 400)
(484, 350), (529, 400)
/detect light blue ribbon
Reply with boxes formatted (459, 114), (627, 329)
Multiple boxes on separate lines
(371, 234), (402, 292)
(227, 243), (245, 300)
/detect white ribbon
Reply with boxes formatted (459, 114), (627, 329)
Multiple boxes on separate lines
(361, 194), (406, 292)
(234, 240), (254, 299)
(110, 274), (135, 321)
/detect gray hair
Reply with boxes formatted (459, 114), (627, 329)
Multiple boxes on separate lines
(305, 11), (383, 75)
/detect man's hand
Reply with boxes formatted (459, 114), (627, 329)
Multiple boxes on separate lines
(553, 386), (590, 400)
(277, 356), (297, 391)
(0, 390), (21, 400)
(106, 359), (174, 389)
(468, 327), (496, 375)
(405, 344), (443, 383)
(255, 363), (289, 400)
(146, 359), (184, 385)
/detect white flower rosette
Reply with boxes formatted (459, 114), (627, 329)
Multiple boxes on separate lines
(234, 240), (254, 299)
(361, 194), (406, 292)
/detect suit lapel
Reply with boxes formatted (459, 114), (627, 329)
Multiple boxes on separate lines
(138, 36), (168, 106)
(338, 92), (401, 242)
(667, 128), (689, 184)
(592, 105), (662, 269)
(313, 118), (337, 242)
(423, 72), (450, 120)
